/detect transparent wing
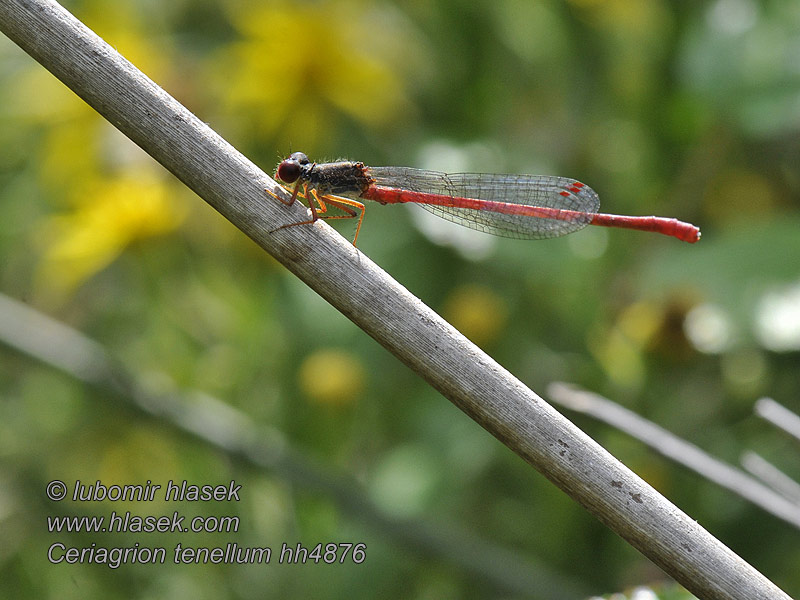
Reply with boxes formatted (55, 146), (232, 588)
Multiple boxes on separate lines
(367, 167), (600, 240)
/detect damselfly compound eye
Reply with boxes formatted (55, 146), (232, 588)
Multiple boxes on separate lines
(277, 159), (302, 183)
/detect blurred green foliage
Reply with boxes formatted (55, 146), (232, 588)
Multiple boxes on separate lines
(1, 0), (799, 598)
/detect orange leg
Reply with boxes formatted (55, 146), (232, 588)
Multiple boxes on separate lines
(310, 190), (366, 246)
(267, 184), (366, 245)
(267, 182), (319, 229)
(266, 180), (304, 206)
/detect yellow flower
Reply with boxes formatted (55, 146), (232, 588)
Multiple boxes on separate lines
(35, 169), (186, 297)
(298, 348), (366, 407)
(213, 1), (415, 146)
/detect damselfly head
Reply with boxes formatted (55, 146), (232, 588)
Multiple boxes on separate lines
(276, 151), (310, 184)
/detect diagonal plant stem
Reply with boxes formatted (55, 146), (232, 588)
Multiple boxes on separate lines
(741, 452), (800, 506)
(547, 382), (800, 529)
(0, 1), (792, 598)
(755, 398), (800, 443)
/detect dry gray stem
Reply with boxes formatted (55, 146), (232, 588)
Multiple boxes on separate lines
(548, 382), (800, 529)
(0, 1), (792, 598)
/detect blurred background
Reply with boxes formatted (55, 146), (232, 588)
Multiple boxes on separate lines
(1, 0), (799, 598)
